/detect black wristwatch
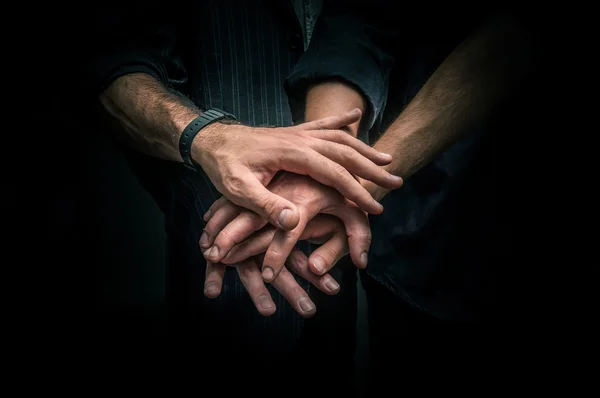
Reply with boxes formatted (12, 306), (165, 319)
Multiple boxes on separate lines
(178, 108), (236, 171)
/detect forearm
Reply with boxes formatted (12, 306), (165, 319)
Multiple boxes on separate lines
(365, 15), (537, 200)
(99, 72), (200, 161)
(305, 80), (366, 137)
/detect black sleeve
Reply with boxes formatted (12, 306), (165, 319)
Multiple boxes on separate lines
(92, 0), (187, 96)
(285, 1), (394, 133)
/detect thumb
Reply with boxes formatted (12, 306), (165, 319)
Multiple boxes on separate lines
(229, 172), (300, 230)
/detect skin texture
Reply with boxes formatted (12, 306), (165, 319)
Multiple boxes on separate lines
(101, 73), (402, 233)
(203, 16), (537, 316)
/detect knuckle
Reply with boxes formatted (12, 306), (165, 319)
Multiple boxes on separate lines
(340, 144), (357, 160)
(290, 287), (307, 300)
(313, 119), (325, 129)
(334, 129), (347, 141)
(331, 162), (349, 177)
(240, 264), (260, 278)
(288, 129), (303, 140)
(257, 195), (279, 218)
(224, 175), (246, 198)
(292, 147), (311, 164)
(203, 221), (216, 235)
(207, 201), (219, 213)
(271, 151), (286, 169)
(203, 228), (220, 244)
(284, 259), (299, 273)
(240, 211), (259, 227)
(323, 140), (336, 155)
(278, 266), (291, 277)
(289, 249), (305, 263)
(221, 202), (240, 214)
(348, 229), (372, 245)
(266, 247), (285, 263)
(286, 254), (304, 272)
(320, 246), (339, 261)
(213, 195), (227, 208)
(218, 229), (237, 246)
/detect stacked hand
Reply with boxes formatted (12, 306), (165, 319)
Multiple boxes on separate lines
(194, 109), (402, 228)
(203, 215), (348, 318)
(196, 110), (403, 316)
(202, 172), (376, 278)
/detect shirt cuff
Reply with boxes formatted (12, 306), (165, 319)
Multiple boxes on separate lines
(93, 50), (168, 96)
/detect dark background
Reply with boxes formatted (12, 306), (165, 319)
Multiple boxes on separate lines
(13, 2), (555, 381)
(23, 1), (481, 335)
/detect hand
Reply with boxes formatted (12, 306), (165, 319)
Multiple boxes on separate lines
(222, 214), (351, 277)
(201, 172), (380, 282)
(359, 177), (390, 202)
(192, 109), (403, 231)
(305, 80), (366, 137)
(203, 247), (341, 318)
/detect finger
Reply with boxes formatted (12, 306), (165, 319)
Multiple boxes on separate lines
(206, 211), (269, 263)
(281, 149), (384, 215)
(286, 248), (340, 295)
(307, 228), (349, 276)
(204, 261), (226, 298)
(236, 258), (276, 316)
(222, 226), (277, 265)
(309, 139), (403, 190)
(203, 196), (228, 222)
(225, 169), (300, 231)
(200, 201), (243, 251)
(261, 218), (307, 283)
(306, 129), (392, 166)
(298, 214), (340, 244)
(300, 108), (362, 131)
(270, 267), (316, 318)
(330, 203), (372, 269)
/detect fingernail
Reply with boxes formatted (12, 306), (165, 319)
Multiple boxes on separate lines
(350, 108), (361, 115)
(258, 295), (274, 309)
(208, 245), (219, 259)
(388, 174), (403, 184)
(204, 282), (219, 295)
(379, 152), (392, 158)
(199, 231), (209, 248)
(203, 209), (212, 221)
(298, 297), (315, 312)
(361, 252), (369, 268)
(202, 248), (211, 257)
(373, 201), (384, 212)
(262, 266), (274, 282)
(278, 209), (293, 228)
(311, 257), (325, 274)
(324, 275), (340, 292)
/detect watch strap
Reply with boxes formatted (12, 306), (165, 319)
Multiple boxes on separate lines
(179, 108), (236, 171)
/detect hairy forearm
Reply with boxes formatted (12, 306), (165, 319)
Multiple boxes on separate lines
(366, 16), (537, 200)
(99, 73), (200, 161)
(305, 80), (366, 137)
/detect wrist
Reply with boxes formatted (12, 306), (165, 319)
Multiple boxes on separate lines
(305, 80), (365, 137)
(173, 112), (202, 162)
(174, 112), (200, 138)
(190, 121), (222, 165)
(190, 121), (248, 166)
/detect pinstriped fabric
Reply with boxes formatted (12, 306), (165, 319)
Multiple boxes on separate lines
(159, 0), (323, 352)
(189, 1), (295, 127)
